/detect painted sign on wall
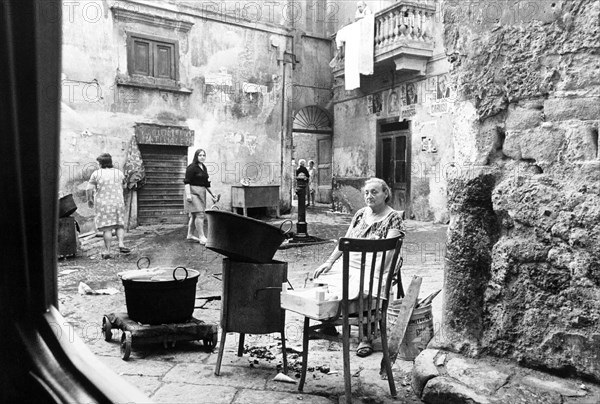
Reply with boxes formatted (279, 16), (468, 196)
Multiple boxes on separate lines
(135, 123), (194, 146)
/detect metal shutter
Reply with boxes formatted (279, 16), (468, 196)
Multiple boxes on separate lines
(137, 145), (187, 225)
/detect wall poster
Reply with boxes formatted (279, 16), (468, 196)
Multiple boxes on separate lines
(387, 90), (400, 115)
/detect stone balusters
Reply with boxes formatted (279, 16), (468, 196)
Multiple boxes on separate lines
(334, 1), (436, 75)
(374, 2), (435, 53)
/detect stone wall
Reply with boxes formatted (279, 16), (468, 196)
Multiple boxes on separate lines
(438, 0), (600, 381)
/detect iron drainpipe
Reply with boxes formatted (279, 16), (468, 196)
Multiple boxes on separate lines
(281, 61), (286, 205)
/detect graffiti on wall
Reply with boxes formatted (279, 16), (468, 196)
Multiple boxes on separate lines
(224, 131), (259, 155)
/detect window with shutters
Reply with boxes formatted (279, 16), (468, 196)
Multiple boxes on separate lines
(126, 33), (178, 82)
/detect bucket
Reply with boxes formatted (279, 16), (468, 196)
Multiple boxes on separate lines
(388, 301), (434, 361)
(59, 194), (78, 218)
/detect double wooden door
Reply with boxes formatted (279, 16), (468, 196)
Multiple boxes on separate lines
(376, 127), (410, 213)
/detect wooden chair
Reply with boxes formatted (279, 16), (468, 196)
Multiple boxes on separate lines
(298, 236), (404, 403)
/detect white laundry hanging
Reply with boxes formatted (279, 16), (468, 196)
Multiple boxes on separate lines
(336, 14), (375, 91)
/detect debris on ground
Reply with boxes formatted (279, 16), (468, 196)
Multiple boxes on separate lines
(244, 345), (277, 361)
(59, 269), (80, 275)
(273, 373), (297, 384)
(316, 365), (330, 374)
(77, 281), (119, 295)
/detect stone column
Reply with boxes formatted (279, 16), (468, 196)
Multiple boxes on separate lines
(431, 174), (500, 356)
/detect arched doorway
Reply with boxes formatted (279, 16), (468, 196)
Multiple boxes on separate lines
(292, 106), (333, 203)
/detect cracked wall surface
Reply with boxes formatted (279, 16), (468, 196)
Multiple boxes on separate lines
(438, 0), (600, 381)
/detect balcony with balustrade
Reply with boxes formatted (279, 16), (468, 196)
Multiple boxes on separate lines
(331, 1), (437, 79)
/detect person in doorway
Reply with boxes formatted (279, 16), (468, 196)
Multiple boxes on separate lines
(184, 148), (219, 244)
(307, 160), (317, 207)
(312, 177), (405, 357)
(86, 153), (131, 259)
(296, 159), (310, 206)
(296, 158), (310, 179)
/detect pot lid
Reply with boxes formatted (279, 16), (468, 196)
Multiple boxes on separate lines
(118, 267), (199, 282)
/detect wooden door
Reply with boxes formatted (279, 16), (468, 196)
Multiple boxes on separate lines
(316, 134), (332, 203)
(376, 124), (410, 213)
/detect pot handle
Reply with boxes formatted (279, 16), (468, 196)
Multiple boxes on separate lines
(210, 204), (220, 210)
(279, 219), (293, 235)
(137, 256), (151, 269)
(173, 266), (189, 282)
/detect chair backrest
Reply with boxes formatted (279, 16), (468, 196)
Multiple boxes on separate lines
(338, 235), (404, 340)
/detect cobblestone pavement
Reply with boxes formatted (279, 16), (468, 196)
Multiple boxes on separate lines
(57, 203), (447, 403)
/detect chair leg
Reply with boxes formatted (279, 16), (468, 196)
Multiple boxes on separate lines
(280, 312), (288, 374)
(298, 317), (310, 391)
(214, 328), (227, 375)
(342, 320), (352, 404)
(379, 321), (397, 397)
(237, 333), (245, 357)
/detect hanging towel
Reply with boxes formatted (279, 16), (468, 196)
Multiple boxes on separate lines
(336, 22), (360, 90)
(358, 14), (375, 77)
(336, 15), (375, 91)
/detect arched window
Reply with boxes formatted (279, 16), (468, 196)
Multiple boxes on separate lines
(293, 106), (332, 133)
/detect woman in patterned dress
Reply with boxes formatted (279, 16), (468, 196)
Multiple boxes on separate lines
(86, 153), (131, 259)
(312, 177), (405, 357)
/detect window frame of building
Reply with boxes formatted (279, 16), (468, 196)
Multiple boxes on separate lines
(126, 32), (179, 83)
(1, 2), (149, 401)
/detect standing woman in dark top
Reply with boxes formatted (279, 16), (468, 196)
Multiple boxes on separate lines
(184, 149), (218, 244)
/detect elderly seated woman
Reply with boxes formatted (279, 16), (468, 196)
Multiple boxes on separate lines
(313, 177), (405, 357)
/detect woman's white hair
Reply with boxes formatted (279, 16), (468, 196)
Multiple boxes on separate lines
(364, 177), (391, 203)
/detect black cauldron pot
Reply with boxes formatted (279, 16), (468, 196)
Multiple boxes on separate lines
(119, 266), (200, 325)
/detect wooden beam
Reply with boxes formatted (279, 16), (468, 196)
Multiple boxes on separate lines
(383, 275), (422, 371)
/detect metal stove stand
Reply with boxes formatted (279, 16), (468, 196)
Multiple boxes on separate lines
(214, 258), (289, 375)
(102, 312), (218, 360)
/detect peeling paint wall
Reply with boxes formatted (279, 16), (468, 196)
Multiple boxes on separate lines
(60, 0), (334, 227)
(331, 29), (454, 222)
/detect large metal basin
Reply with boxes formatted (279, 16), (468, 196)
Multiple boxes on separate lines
(205, 209), (290, 263)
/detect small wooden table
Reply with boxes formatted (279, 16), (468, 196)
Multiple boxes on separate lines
(231, 185), (280, 217)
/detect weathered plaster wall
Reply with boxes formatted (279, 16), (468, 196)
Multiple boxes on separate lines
(60, 1), (332, 226)
(333, 96), (377, 178)
(332, 64), (455, 222)
(438, 0), (600, 381)
(329, 0), (454, 221)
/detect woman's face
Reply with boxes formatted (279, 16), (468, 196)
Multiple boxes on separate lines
(364, 182), (387, 210)
(197, 150), (206, 163)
